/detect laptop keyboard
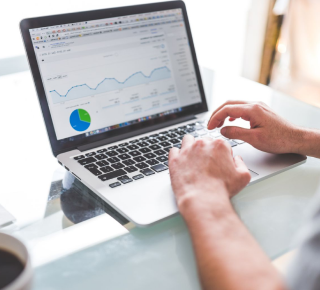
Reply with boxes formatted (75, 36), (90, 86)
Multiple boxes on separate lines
(72, 120), (245, 188)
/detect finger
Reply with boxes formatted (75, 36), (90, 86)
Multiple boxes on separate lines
(207, 104), (254, 130)
(168, 147), (180, 162)
(220, 126), (251, 141)
(181, 134), (195, 149)
(234, 155), (251, 182)
(207, 100), (249, 127)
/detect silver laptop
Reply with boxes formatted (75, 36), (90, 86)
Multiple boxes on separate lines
(20, 1), (306, 226)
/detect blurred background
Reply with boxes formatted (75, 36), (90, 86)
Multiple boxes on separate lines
(1, 0), (319, 107)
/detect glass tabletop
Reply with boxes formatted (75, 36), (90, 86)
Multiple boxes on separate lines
(1, 68), (320, 290)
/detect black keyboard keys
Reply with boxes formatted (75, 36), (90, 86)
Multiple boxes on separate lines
(97, 149), (107, 153)
(176, 131), (186, 136)
(139, 147), (151, 154)
(154, 149), (166, 156)
(105, 151), (118, 157)
(119, 142), (129, 147)
(144, 153), (156, 159)
(169, 138), (180, 144)
(135, 162), (149, 169)
(127, 145), (139, 150)
(156, 156), (167, 162)
(112, 162), (125, 169)
(132, 174), (144, 180)
(164, 147), (172, 153)
(133, 156), (146, 162)
(74, 155), (85, 160)
(166, 133), (177, 138)
(146, 159), (159, 166)
(151, 164), (168, 173)
(109, 182), (121, 188)
(129, 150), (141, 157)
(124, 166), (138, 173)
(164, 161), (169, 167)
(157, 136), (168, 142)
(99, 169), (127, 181)
(101, 166), (114, 173)
(137, 141), (149, 147)
(78, 157), (96, 166)
(149, 144), (161, 151)
(123, 159), (135, 166)
(117, 148), (129, 154)
(141, 168), (155, 176)
(96, 160), (109, 167)
(159, 141), (171, 147)
(108, 146), (118, 150)
(118, 153), (131, 160)
(173, 144), (182, 149)
(117, 175), (133, 184)
(84, 164), (102, 176)
(107, 157), (120, 163)
(95, 154), (108, 160)
(147, 139), (158, 145)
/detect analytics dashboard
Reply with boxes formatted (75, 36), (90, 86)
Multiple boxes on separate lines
(30, 9), (202, 141)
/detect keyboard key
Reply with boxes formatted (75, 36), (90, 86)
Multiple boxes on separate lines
(123, 159), (136, 166)
(74, 155), (85, 160)
(150, 134), (159, 138)
(195, 124), (204, 130)
(127, 145), (139, 150)
(176, 131), (186, 136)
(173, 144), (182, 149)
(78, 157), (97, 165)
(164, 147), (171, 153)
(168, 138), (180, 144)
(226, 140), (238, 147)
(141, 168), (155, 176)
(233, 139), (245, 144)
(146, 159), (159, 166)
(139, 147), (151, 154)
(166, 133), (177, 138)
(164, 161), (169, 167)
(151, 164), (168, 173)
(105, 151), (118, 157)
(124, 166), (138, 173)
(129, 139), (139, 143)
(97, 149), (107, 153)
(133, 156), (146, 162)
(132, 174), (144, 180)
(96, 160), (109, 167)
(178, 126), (188, 130)
(117, 175), (133, 184)
(119, 142), (129, 147)
(186, 127), (195, 133)
(159, 131), (168, 135)
(112, 162), (125, 169)
(137, 142), (149, 147)
(197, 130), (207, 136)
(99, 169), (127, 181)
(139, 137), (149, 141)
(147, 139), (158, 145)
(154, 149), (166, 156)
(95, 154), (108, 160)
(159, 141), (171, 147)
(157, 136), (168, 142)
(85, 152), (96, 157)
(109, 182), (121, 188)
(144, 153), (156, 159)
(190, 132), (199, 137)
(135, 162), (149, 169)
(117, 148), (129, 154)
(85, 163), (98, 170)
(108, 146), (118, 150)
(118, 153), (131, 160)
(156, 156), (167, 162)
(129, 150), (141, 157)
(209, 131), (221, 138)
(149, 144), (161, 151)
(107, 157), (120, 163)
(101, 166), (114, 173)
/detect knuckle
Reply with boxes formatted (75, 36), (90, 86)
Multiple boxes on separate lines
(195, 138), (206, 147)
(252, 103), (262, 111)
(213, 138), (226, 148)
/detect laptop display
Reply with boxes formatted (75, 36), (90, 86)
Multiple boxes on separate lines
(29, 8), (202, 143)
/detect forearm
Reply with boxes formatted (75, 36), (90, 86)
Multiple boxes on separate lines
(295, 128), (320, 158)
(181, 193), (285, 290)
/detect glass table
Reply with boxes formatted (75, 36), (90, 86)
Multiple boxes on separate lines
(1, 68), (320, 290)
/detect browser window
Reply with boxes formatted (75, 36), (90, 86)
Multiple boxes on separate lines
(30, 9), (202, 141)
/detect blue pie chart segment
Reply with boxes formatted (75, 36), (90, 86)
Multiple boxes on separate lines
(70, 109), (91, 132)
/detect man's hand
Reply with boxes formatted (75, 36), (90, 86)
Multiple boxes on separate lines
(169, 135), (251, 219)
(207, 100), (304, 154)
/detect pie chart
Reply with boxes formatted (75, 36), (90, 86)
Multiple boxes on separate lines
(70, 109), (91, 132)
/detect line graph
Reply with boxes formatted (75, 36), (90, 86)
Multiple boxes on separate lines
(49, 66), (171, 104)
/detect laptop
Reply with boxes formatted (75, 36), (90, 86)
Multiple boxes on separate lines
(20, 1), (307, 226)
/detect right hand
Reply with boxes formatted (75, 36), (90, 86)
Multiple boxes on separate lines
(207, 101), (304, 154)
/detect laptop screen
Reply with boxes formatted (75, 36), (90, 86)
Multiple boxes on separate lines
(29, 8), (202, 142)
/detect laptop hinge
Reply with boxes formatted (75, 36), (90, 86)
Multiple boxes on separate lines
(77, 115), (196, 152)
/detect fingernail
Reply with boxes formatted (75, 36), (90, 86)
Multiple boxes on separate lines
(221, 127), (226, 135)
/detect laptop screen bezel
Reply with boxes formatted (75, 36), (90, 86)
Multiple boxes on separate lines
(20, 0), (208, 157)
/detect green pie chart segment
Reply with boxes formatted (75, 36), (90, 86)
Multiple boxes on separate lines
(70, 109), (91, 132)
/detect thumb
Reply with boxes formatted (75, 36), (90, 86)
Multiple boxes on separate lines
(234, 155), (251, 183)
(220, 126), (251, 141)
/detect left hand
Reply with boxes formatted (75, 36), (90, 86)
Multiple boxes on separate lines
(168, 135), (251, 219)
